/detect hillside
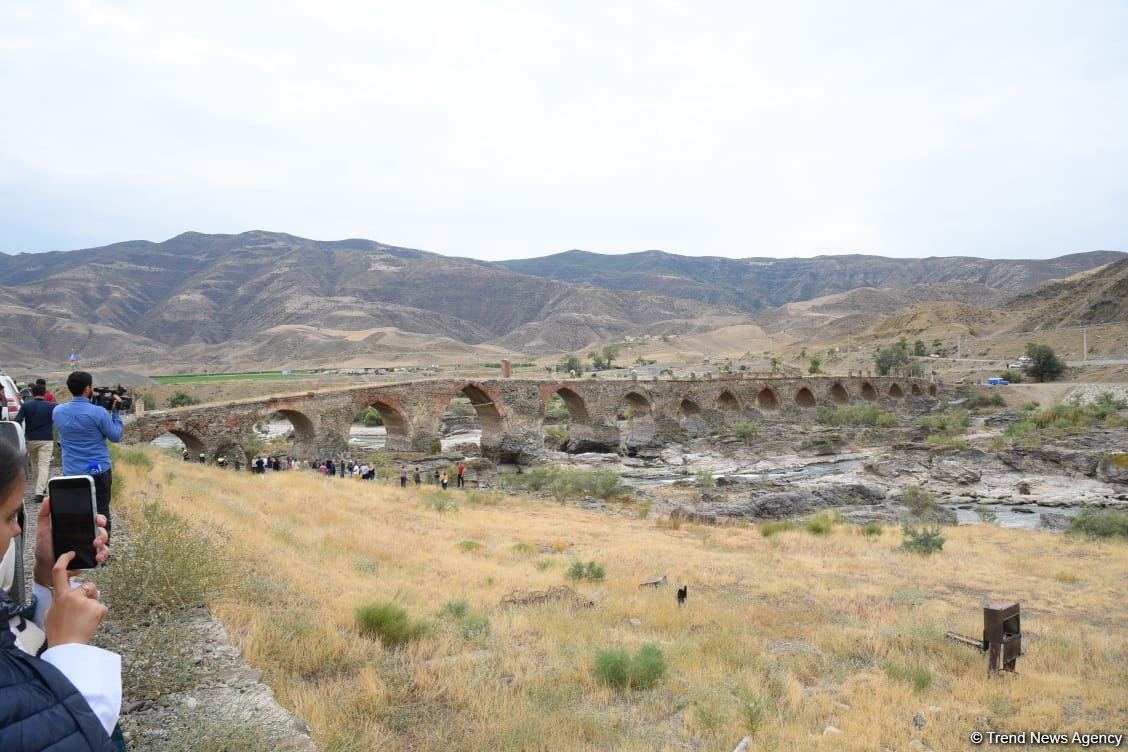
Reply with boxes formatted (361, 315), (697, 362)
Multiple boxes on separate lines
(1004, 258), (1128, 331)
(0, 231), (727, 370)
(500, 250), (1126, 312)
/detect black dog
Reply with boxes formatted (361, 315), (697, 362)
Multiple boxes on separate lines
(677, 585), (687, 606)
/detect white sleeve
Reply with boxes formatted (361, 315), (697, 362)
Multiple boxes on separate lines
(41, 643), (122, 735)
(31, 581), (53, 629)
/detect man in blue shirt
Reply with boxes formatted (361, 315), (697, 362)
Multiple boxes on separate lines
(13, 382), (56, 504)
(52, 371), (122, 537)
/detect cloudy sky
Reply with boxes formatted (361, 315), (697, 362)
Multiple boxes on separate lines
(2, 1), (1125, 260)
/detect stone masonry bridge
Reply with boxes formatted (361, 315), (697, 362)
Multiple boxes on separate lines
(124, 376), (941, 465)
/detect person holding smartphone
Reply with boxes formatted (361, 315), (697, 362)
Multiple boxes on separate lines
(52, 371), (122, 538)
(0, 439), (119, 750)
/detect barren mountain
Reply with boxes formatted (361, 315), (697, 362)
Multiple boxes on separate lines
(1004, 258), (1128, 331)
(499, 249), (1125, 311)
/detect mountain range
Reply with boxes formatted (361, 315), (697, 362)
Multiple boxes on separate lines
(0, 231), (1122, 371)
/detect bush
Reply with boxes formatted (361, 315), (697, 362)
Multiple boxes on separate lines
(989, 391), (1006, 407)
(354, 601), (429, 646)
(974, 506), (998, 524)
(695, 469), (715, 489)
(817, 404), (898, 427)
(862, 522), (883, 538)
(566, 560), (605, 582)
(759, 520), (798, 537)
(500, 466), (621, 501)
(357, 407), (383, 426)
(900, 485), (936, 521)
(460, 613), (490, 639)
(1068, 509), (1128, 540)
(900, 524), (946, 555)
(733, 422), (758, 441)
(168, 391), (199, 408)
(883, 661), (933, 692)
(442, 599), (469, 618)
(140, 393), (156, 411)
(456, 540), (483, 553)
(115, 447), (154, 470)
(999, 369), (1024, 384)
(805, 511), (837, 536)
(594, 644), (667, 689)
(1007, 400), (1128, 439)
(510, 542), (537, 555)
(429, 438), (442, 454)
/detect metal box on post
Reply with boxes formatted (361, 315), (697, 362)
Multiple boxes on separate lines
(983, 601), (1021, 673)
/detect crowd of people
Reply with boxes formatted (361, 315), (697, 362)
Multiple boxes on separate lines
(240, 456), (467, 489)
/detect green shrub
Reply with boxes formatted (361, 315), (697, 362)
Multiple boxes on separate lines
(140, 393), (157, 411)
(901, 485), (936, 521)
(733, 422), (758, 441)
(354, 555), (379, 574)
(695, 469), (716, 489)
(759, 520), (798, 537)
(900, 524), (946, 555)
(594, 644), (667, 689)
(115, 447), (154, 470)
(510, 542), (537, 555)
(500, 466), (621, 501)
(883, 661), (933, 692)
(534, 558), (554, 571)
(862, 522), (883, 538)
(974, 506), (998, 524)
(460, 613), (490, 639)
(805, 511), (836, 536)
(989, 391), (1006, 407)
(357, 407), (383, 426)
(1007, 400), (1128, 439)
(817, 404), (899, 427)
(442, 599), (469, 618)
(429, 438), (443, 454)
(457, 540), (483, 553)
(423, 493), (458, 513)
(566, 560), (606, 582)
(1068, 509), (1128, 540)
(168, 391), (199, 408)
(354, 601), (429, 646)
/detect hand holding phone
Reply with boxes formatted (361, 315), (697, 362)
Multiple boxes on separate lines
(46, 476), (99, 570)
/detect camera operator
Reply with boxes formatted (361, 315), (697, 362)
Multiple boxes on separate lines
(52, 372), (122, 538)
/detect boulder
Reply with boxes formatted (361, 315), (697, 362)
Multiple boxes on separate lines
(1038, 512), (1070, 532)
(930, 458), (981, 484)
(864, 457), (928, 479)
(1098, 453), (1128, 485)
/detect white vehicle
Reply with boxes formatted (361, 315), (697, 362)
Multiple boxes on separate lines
(0, 370), (21, 421)
(1008, 362), (1024, 369)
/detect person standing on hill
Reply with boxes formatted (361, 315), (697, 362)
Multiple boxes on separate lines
(52, 371), (122, 537)
(456, 463), (465, 489)
(413, 467), (421, 486)
(399, 466), (408, 488)
(440, 472), (449, 490)
(13, 383), (56, 504)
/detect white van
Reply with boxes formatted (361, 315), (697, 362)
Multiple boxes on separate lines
(0, 371), (21, 421)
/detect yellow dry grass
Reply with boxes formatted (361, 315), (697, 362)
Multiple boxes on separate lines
(118, 454), (1128, 751)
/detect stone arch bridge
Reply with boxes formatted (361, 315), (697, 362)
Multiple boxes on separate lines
(125, 376), (941, 465)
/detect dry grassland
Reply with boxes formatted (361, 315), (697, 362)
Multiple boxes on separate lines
(116, 454), (1127, 751)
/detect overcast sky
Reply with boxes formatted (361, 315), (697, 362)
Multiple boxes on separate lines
(2, 1), (1126, 261)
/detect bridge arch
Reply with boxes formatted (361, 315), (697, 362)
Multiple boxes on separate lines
(910, 383), (923, 397)
(620, 390), (653, 418)
(888, 383), (905, 400)
(716, 390), (741, 414)
(928, 384), (938, 397)
(356, 396), (410, 450)
(445, 382), (505, 450)
(755, 385), (780, 411)
(148, 428), (206, 457)
(540, 385), (591, 424)
(678, 398), (702, 419)
(860, 381), (878, 401)
(794, 386), (817, 408)
(829, 382), (849, 404)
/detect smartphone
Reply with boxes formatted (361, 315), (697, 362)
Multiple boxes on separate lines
(47, 475), (98, 570)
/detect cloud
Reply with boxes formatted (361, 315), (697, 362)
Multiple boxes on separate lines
(1, 0), (1125, 259)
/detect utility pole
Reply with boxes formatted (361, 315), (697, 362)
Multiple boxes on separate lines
(957, 335), (961, 360)
(1082, 327), (1088, 362)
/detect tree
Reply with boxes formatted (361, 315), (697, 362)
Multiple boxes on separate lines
(559, 354), (582, 376)
(808, 356), (822, 374)
(588, 351), (606, 369)
(874, 343), (910, 375)
(1023, 343), (1066, 382)
(913, 340), (926, 356)
(168, 391), (199, 408)
(601, 344), (620, 370)
(770, 357), (780, 373)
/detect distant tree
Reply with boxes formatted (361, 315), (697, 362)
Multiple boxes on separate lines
(588, 351), (606, 369)
(168, 391), (199, 408)
(913, 340), (926, 356)
(559, 354), (583, 376)
(601, 344), (620, 370)
(874, 343), (910, 375)
(770, 357), (780, 373)
(808, 356), (822, 374)
(1023, 343), (1066, 382)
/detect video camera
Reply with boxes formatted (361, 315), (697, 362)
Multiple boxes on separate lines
(92, 385), (133, 412)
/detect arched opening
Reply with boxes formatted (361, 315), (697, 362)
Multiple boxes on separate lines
(888, 383), (904, 399)
(250, 408), (319, 459)
(441, 383), (504, 455)
(910, 384), (923, 397)
(716, 390), (741, 414)
(352, 399), (409, 451)
(755, 387), (779, 411)
(149, 429), (205, 458)
(541, 387), (592, 452)
(794, 387), (817, 408)
(860, 382), (878, 401)
(619, 391), (653, 420)
(829, 383), (849, 404)
(678, 398), (702, 419)
(928, 384), (938, 397)
(212, 440), (248, 469)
